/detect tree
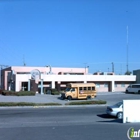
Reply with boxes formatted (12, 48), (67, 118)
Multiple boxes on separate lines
(125, 71), (132, 75)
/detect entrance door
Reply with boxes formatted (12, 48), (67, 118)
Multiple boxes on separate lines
(21, 82), (28, 91)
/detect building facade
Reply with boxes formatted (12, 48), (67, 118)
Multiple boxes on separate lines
(1, 66), (136, 94)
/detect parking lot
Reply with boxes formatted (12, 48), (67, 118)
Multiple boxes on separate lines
(0, 92), (140, 106)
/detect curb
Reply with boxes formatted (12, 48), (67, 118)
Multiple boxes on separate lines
(0, 104), (107, 109)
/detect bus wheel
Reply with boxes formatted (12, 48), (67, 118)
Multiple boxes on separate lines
(87, 96), (91, 100)
(61, 96), (64, 100)
(67, 96), (72, 100)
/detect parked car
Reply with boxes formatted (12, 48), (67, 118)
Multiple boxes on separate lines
(106, 101), (123, 119)
(126, 84), (140, 94)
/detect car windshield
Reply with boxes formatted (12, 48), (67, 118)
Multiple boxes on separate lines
(114, 102), (123, 107)
(65, 88), (71, 91)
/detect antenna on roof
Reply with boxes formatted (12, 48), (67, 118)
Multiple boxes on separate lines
(23, 55), (26, 66)
(126, 25), (129, 73)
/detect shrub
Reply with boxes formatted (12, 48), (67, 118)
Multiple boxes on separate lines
(0, 89), (3, 94)
(0, 102), (62, 106)
(65, 100), (107, 105)
(1, 91), (35, 96)
(15, 91), (35, 96)
(51, 89), (60, 95)
(2, 90), (16, 96)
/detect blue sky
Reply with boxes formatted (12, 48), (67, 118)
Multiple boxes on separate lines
(0, 0), (140, 74)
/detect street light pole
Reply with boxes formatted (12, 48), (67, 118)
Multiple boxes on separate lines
(112, 62), (114, 73)
(46, 65), (52, 74)
(84, 63), (89, 75)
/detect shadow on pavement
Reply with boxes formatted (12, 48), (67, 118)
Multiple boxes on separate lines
(57, 97), (87, 101)
(97, 119), (123, 123)
(97, 114), (116, 119)
(97, 114), (123, 123)
(57, 97), (63, 100)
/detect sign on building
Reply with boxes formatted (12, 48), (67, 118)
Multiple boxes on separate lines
(31, 69), (41, 82)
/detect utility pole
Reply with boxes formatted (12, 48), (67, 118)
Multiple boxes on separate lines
(84, 63), (87, 74)
(126, 26), (129, 73)
(84, 63), (89, 74)
(23, 55), (26, 66)
(112, 62), (114, 73)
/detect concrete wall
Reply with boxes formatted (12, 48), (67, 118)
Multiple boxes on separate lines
(15, 74), (136, 92)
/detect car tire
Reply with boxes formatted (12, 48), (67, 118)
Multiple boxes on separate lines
(138, 90), (140, 94)
(61, 96), (64, 100)
(117, 112), (123, 119)
(87, 96), (91, 100)
(126, 90), (128, 93)
(67, 96), (72, 100)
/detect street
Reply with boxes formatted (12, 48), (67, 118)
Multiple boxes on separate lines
(0, 107), (140, 140)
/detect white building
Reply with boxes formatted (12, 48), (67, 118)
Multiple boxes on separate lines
(1, 66), (136, 94)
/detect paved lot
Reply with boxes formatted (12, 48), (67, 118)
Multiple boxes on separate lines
(0, 92), (140, 106)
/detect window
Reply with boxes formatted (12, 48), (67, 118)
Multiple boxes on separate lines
(132, 85), (140, 88)
(121, 83), (125, 87)
(79, 87), (82, 90)
(71, 88), (75, 91)
(96, 83), (100, 88)
(92, 87), (95, 90)
(115, 84), (117, 87)
(88, 87), (91, 90)
(84, 87), (87, 90)
(104, 83), (108, 87)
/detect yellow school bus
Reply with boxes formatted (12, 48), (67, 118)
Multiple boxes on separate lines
(61, 83), (96, 100)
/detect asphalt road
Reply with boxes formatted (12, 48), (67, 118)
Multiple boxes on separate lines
(0, 107), (140, 140)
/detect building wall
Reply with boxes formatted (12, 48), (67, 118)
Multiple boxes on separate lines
(11, 66), (87, 75)
(2, 66), (87, 90)
(1, 66), (137, 93)
(133, 70), (140, 83)
(15, 74), (136, 92)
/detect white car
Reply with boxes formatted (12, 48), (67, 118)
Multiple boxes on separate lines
(106, 101), (123, 119)
(126, 84), (140, 94)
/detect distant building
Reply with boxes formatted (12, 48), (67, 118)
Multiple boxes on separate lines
(1, 66), (136, 94)
(133, 69), (140, 83)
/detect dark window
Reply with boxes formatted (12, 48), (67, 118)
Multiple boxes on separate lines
(92, 87), (95, 90)
(132, 85), (140, 88)
(84, 87), (87, 90)
(88, 87), (91, 90)
(79, 87), (82, 90)
(137, 85), (140, 88)
(132, 85), (135, 88)
(71, 88), (75, 91)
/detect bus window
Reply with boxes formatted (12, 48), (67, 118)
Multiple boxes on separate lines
(84, 87), (87, 90)
(71, 88), (75, 91)
(88, 87), (91, 90)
